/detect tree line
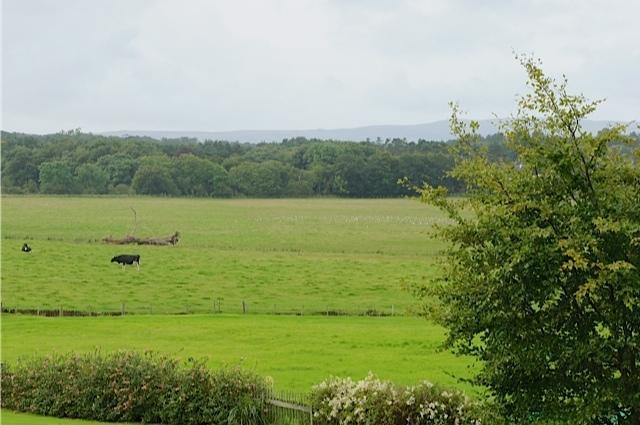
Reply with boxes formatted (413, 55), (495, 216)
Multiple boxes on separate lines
(0, 131), (490, 197)
(2, 130), (634, 198)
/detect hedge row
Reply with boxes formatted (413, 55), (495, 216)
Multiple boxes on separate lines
(310, 373), (486, 425)
(1, 352), (490, 425)
(0, 351), (269, 425)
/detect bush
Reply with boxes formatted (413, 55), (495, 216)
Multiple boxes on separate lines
(310, 373), (483, 425)
(0, 351), (270, 425)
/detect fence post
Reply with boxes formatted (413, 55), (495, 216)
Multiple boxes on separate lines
(391, 305), (395, 316)
(242, 300), (246, 314)
(59, 306), (63, 317)
(121, 303), (125, 316)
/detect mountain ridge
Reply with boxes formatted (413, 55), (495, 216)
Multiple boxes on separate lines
(101, 119), (628, 143)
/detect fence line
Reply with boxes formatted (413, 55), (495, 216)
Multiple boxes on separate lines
(1, 302), (405, 318)
(267, 390), (313, 425)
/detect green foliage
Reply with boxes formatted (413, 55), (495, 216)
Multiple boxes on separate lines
(172, 154), (218, 196)
(1, 145), (40, 192)
(75, 163), (109, 194)
(96, 153), (138, 186)
(38, 160), (77, 194)
(310, 373), (483, 425)
(416, 57), (640, 423)
(229, 160), (292, 197)
(210, 162), (234, 196)
(131, 155), (178, 195)
(1, 130), (476, 197)
(0, 351), (270, 425)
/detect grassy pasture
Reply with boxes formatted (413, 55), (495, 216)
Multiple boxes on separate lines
(1, 410), (139, 425)
(1, 314), (478, 394)
(1, 197), (448, 314)
(1, 196), (479, 416)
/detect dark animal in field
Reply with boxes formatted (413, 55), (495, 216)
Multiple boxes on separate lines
(22, 243), (32, 253)
(111, 254), (141, 270)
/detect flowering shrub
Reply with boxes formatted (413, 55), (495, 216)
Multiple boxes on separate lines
(0, 351), (270, 425)
(311, 373), (483, 425)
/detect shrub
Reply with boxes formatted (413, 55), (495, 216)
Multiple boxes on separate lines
(0, 351), (270, 425)
(311, 373), (483, 425)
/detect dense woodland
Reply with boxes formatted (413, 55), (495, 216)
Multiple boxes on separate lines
(1, 130), (635, 197)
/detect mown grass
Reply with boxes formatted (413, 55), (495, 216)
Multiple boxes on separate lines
(1, 314), (478, 394)
(1, 197), (448, 314)
(1, 410), (138, 425)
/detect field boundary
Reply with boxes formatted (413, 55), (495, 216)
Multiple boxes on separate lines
(1, 305), (405, 318)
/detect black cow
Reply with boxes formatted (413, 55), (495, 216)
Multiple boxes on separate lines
(111, 254), (141, 270)
(22, 243), (32, 253)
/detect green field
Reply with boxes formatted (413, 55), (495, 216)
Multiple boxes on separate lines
(1, 410), (139, 425)
(1, 314), (477, 394)
(1, 197), (448, 314)
(1, 196), (478, 425)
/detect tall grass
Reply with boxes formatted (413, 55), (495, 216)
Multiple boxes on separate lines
(2, 197), (448, 314)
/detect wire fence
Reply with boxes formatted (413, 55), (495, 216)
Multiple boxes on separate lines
(1, 301), (410, 318)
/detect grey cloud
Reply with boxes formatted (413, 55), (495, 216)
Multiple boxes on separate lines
(2, 0), (638, 134)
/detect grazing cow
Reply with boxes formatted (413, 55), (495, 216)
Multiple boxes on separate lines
(22, 243), (32, 253)
(111, 254), (141, 271)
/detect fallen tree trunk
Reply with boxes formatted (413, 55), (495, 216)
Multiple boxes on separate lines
(103, 231), (180, 246)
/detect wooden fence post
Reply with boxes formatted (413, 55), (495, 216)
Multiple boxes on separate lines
(216, 298), (223, 313)
(121, 303), (125, 316)
(242, 300), (246, 314)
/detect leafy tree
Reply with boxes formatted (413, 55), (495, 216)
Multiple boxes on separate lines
(229, 160), (291, 197)
(97, 153), (138, 187)
(284, 169), (314, 197)
(1, 145), (40, 192)
(131, 155), (178, 195)
(38, 160), (78, 194)
(416, 57), (640, 424)
(209, 163), (233, 197)
(171, 154), (233, 197)
(333, 152), (368, 197)
(75, 163), (109, 194)
(172, 154), (216, 196)
(362, 152), (401, 197)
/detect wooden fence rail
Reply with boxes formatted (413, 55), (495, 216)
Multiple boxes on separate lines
(267, 390), (313, 425)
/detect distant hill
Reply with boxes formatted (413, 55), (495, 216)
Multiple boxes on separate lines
(101, 119), (628, 143)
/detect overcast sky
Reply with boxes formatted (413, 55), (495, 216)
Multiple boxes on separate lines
(2, 0), (639, 134)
